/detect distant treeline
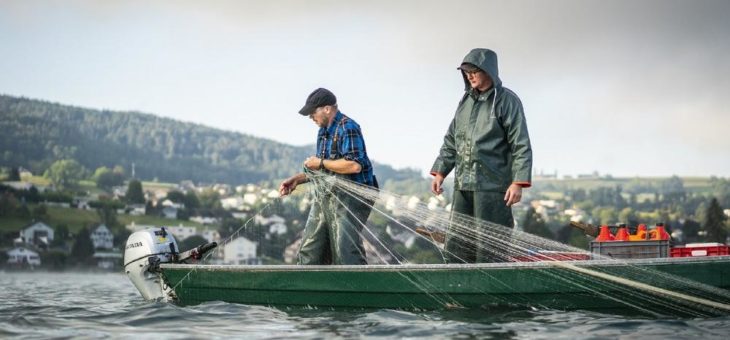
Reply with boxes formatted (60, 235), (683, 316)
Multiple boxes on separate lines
(0, 95), (421, 185)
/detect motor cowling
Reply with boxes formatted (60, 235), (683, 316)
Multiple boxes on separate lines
(124, 227), (179, 301)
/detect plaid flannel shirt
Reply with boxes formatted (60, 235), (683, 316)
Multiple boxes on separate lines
(316, 111), (375, 187)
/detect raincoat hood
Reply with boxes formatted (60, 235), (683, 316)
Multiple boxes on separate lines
(460, 48), (502, 91)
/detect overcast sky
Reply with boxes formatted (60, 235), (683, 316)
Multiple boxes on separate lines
(1, 0), (728, 178)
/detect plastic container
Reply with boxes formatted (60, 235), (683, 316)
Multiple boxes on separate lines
(649, 223), (670, 240)
(629, 224), (648, 241)
(670, 243), (730, 257)
(590, 240), (670, 259)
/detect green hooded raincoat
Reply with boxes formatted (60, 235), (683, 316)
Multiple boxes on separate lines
(431, 48), (532, 192)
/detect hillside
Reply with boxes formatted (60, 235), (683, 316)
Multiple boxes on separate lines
(0, 94), (421, 185)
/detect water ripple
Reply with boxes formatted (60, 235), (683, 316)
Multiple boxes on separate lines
(1, 272), (729, 339)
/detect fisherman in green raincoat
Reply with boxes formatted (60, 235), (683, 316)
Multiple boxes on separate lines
(430, 48), (533, 263)
(279, 88), (377, 265)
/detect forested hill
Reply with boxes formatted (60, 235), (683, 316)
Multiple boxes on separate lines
(0, 94), (421, 185)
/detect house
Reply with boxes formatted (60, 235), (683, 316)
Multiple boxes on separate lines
(178, 180), (196, 193)
(6, 247), (41, 266)
(90, 224), (114, 249)
(19, 221), (54, 247)
(221, 196), (245, 210)
(166, 225), (197, 241)
(161, 206), (178, 219)
(255, 214), (288, 236)
(161, 199), (185, 210)
(200, 228), (221, 244)
(223, 236), (260, 265)
(189, 216), (220, 225)
(126, 204), (146, 216)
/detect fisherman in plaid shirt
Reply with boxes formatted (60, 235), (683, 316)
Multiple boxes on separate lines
(279, 88), (377, 265)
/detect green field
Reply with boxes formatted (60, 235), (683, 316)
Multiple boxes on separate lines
(533, 177), (715, 194)
(0, 205), (201, 234)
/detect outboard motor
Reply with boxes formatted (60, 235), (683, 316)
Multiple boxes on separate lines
(124, 227), (218, 301)
(124, 227), (179, 301)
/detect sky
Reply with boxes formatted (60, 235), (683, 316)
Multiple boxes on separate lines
(1, 0), (729, 178)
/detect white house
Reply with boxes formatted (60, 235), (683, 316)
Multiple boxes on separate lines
(166, 225), (197, 241)
(20, 221), (54, 246)
(221, 196), (245, 210)
(6, 247), (41, 266)
(223, 237), (259, 265)
(200, 228), (221, 244)
(161, 199), (185, 210)
(161, 206), (178, 219)
(90, 224), (114, 249)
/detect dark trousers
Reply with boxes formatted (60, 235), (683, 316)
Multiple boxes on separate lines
(445, 190), (514, 263)
(298, 192), (371, 265)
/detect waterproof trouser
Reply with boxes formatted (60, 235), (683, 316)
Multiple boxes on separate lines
(297, 192), (371, 265)
(444, 190), (514, 263)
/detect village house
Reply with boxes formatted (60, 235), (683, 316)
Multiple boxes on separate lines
(189, 215), (220, 225)
(19, 221), (54, 248)
(221, 196), (246, 210)
(6, 247), (41, 267)
(255, 214), (288, 236)
(161, 206), (178, 219)
(223, 236), (260, 265)
(90, 224), (114, 249)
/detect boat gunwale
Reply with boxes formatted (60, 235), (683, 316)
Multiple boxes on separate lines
(160, 255), (730, 273)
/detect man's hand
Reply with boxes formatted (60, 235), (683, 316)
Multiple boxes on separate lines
(431, 173), (445, 195)
(504, 183), (523, 206)
(279, 176), (299, 197)
(303, 156), (322, 171)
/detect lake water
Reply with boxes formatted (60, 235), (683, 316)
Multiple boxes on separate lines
(1, 272), (729, 339)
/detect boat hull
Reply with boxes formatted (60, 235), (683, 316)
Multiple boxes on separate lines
(160, 256), (730, 311)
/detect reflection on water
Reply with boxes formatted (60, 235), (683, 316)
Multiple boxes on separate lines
(1, 272), (729, 339)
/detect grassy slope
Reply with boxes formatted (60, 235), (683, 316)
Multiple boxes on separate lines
(0, 205), (201, 233)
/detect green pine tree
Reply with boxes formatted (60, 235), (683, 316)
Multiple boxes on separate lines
(704, 198), (727, 243)
(125, 180), (145, 204)
(71, 227), (94, 265)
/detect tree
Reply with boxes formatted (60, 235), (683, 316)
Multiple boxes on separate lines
(9, 167), (20, 181)
(704, 198), (727, 243)
(43, 159), (87, 190)
(125, 180), (145, 204)
(51, 224), (70, 248)
(97, 204), (120, 229)
(180, 235), (208, 251)
(184, 191), (200, 211)
(682, 219), (701, 244)
(618, 207), (637, 226)
(93, 166), (125, 190)
(522, 207), (554, 239)
(166, 190), (186, 204)
(71, 227), (94, 264)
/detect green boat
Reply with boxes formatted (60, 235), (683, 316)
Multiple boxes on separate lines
(124, 227), (730, 315)
(158, 256), (730, 313)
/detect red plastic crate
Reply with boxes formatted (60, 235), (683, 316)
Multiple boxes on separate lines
(670, 243), (730, 257)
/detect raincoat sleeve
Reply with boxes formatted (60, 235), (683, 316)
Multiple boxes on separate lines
(430, 117), (457, 177)
(500, 96), (533, 187)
